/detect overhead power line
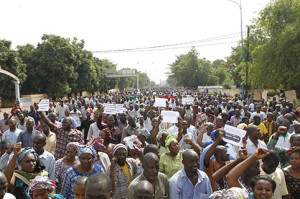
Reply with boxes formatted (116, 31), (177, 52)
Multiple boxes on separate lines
(1, 32), (245, 54)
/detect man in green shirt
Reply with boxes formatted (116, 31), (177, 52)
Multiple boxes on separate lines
(267, 128), (300, 168)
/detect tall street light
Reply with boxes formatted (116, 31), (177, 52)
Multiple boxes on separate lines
(228, 0), (244, 100)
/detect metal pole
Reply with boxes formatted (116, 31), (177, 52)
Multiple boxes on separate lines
(14, 81), (20, 102)
(228, 0), (244, 100)
(240, 0), (244, 100)
(136, 75), (139, 90)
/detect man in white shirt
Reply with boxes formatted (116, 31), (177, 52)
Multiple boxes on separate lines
(175, 120), (198, 150)
(1, 119), (21, 145)
(259, 150), (289, 199)
(244, 125), (267, 155)
(56, 100), (68, 121)
(32, 133), (55, 181)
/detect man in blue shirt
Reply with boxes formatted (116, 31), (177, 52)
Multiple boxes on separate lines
(17, 117), (38, 148)
(169, 150), (212, 199)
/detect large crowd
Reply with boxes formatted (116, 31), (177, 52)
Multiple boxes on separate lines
(0, 88), (299, 199)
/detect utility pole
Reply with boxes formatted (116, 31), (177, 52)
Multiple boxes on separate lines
(245, 26), (250, 97)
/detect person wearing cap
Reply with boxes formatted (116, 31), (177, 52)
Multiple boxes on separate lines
(61, 145), (103, 199)
(109, 144), (137, 199)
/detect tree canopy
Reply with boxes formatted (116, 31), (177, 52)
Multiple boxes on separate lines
(1, 34), (153, 99)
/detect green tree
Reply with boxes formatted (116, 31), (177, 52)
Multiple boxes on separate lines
(249, 0), (300, 96)
(169, 48), (217, 89)
(0, 40), (27, 99)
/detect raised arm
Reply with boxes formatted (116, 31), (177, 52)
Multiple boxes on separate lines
(227, 148), (269, 188)
(176, 118), (183, 143)
(181, 104), (186, 119)
(203, 130), (225, 168)
(184, 138), (200, 155)
(197, 123), (208, 148)
(109, 157), (117, 193)
(38, 111), (55, 132)
(4, 142), (22, 192)
(143, 102), (153, 121)
(152, 115), (162, 145)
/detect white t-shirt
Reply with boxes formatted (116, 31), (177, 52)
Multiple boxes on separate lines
(4, 193), (16, 199)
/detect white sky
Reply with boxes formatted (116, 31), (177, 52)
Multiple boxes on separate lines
(1, 0), (270, 84)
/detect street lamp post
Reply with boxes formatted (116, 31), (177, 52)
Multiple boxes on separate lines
(228, 0), (244, 100)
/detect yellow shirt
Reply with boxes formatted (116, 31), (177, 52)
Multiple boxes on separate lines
(120, 163), (131, 183)
(249, 123), (268, 135)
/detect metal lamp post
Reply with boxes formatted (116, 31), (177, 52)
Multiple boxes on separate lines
(228, 0), (244, 100)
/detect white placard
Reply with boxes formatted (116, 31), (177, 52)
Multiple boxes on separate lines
(161, 111), (179, 123)
(20, 97), (32, 107)
(223, 125), (247, 147)
(182, 96), (194, 105)
(104, 104), (116, 115)
(116, 104), (124, 114)
(38, 99), (50, 111)
(123, 135), (138, 149)
(153, 98), (167, 107)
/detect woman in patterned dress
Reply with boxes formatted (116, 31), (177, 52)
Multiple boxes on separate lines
(283, 147), (300, 199)
(55, 142), (79, 193)
(61, 145), (103, 199)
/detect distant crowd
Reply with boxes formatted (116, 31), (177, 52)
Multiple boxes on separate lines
(0, 88), (299, 199)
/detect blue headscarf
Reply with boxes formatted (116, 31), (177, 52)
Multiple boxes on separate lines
(17, 148), (39, 164)
(78, 145), (97, 161)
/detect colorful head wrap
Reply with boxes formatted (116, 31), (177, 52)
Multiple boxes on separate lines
(165, 135), (177, 149)
(17, 147), (38, 164)
(78, 145), (97, 161)
(113, 143), (127, 156)
(286, 146), (300, 156)
(156, 130), (169, 141)
(28, 176), (56, 198)
(138, 129), (151, 139)
(209, 187), (249, 199)
(66, 142), (80, 153)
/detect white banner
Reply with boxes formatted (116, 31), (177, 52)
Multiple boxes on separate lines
(38, 99), (50, 111)
(182, 96), (194, 105)
(20, 97), (32, 107)
(103, 104), (124, 114)
(223, 125), (247, 147)
(161, 111), (179, 123)
(153, 98), (167, 107)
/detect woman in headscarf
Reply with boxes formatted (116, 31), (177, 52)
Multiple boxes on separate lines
(55, 142), (80, 193)
(283, 146), (300, 198)
(61, 145), (103, 199)
(152, 116), (170, 155)
(4, 143), (48, 199)
(28, 176), (64, 199)
(159, 130), (200, 179)
(137, 129), (150, 148)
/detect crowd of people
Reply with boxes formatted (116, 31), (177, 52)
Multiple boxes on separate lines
(0, 88), (299, 199)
